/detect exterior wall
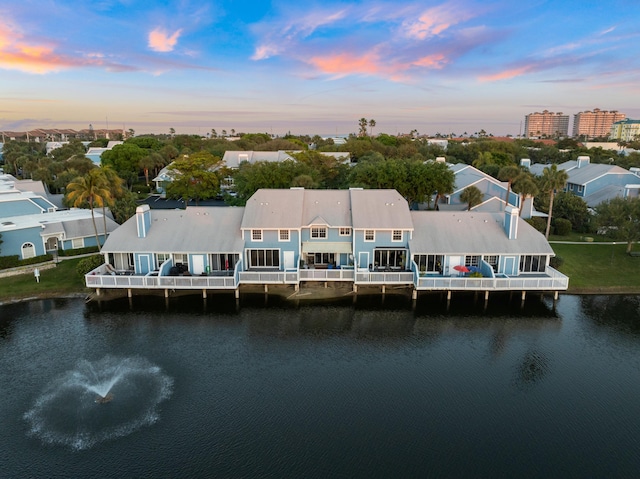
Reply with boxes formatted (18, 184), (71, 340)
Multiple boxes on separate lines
(610, 120), (640, 142)
(243, 228), (300, 270)
(524, 110), (570, 137)
(301, 226), (352, 267)
(353, 229), (410, 269)
(572, 109), (625, 138)
(61, 233), (104, 250)
(0, 226), (46, 257)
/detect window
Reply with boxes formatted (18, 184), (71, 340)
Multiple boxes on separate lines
(465, 255), (480, 267)
(307, 252), (335, 265)
(279, 229), (290, 241)
(365, 230), (375, 242)
(173, 253), (187, 265)
(71, 237), (84, 249)
(414, 254), (443, 273)
(392, 230), (403, 241)
(483, 255), (498, 272)
(252, 229), (263, 241)
(577, 185), (584, 193)
(21, 242), (36, 260)
(339, 227), (352, 236)
(248, 249), (280, 268)
(374, 249), (406, 269)
(157, 253), (170, 267)
(311, 227), (327, 239)
(520, 255), (546, 273)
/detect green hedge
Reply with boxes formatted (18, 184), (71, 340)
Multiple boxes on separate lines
(525, 217), (546, 233)
(57, 246), (100, 257)
(76, 255), (105, 276)
(0, 253), (53, 270)
(554, 218), (572, 236)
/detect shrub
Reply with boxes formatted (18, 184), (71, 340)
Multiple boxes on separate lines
(554, 218), (572, 236)
(132, 183), (151, 194)
(549, 256), (564, 268)
(57, 246), (100, 257)
(0, 254), (53, 270)
(0, 255), (20, 269)
(525, 217), (546, 233)
(76, 255), (104, 276)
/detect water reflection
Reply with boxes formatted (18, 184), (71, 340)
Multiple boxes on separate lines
(579, 295), (640, 336)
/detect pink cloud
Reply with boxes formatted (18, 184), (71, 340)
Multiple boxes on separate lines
(403, 3), (477, 40)
(148, 27), (183, 52)
(412, 53), (448, 69)
(0, 20), (107, 74)
(478, 65), (536, 82)
(307, 51), (387, 77)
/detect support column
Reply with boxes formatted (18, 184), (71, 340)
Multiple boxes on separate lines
(295, 284), (299, 292)
(554, 291), (559, 300)
(165, 289), (169, 298)
(412, 289), (417, 300)
(264, 284), (268, 293)
(202, 289), (207, 299)
(353, 284), (358, 293)
(235, 288), (240, 299)
(96, 288), (101, 296)
(521, 291), (526, 301)
(382, 285), (386, 295)
(447, 290), (452, 301)
(127, 288), (132, 298)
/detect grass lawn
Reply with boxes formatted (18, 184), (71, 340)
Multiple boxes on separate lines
(552, 242), (640, 292)
(0, 258), (89, 303)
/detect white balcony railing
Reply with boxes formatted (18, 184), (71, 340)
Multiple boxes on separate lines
(299, 268), (355, 281)
(355, 271), (415, 284)
(415, 266), (568, 291)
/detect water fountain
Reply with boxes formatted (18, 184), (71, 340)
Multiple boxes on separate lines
(24, 355), (173, 450)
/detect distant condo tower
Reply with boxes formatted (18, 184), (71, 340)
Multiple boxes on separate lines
(572, 108), (626, 139)
(524, 110), (569, 138)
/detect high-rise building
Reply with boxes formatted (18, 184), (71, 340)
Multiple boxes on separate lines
(524, 110), (569, 138)
(572, 108), (625, 138)
(610, 119), (640, 142)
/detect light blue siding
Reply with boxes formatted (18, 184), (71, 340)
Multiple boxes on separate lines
(0, 227), (45, 257)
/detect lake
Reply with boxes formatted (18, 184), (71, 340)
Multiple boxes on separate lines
(1, 293), (640, 478)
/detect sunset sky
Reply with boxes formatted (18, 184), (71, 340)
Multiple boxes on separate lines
(1, 0), (639, 137)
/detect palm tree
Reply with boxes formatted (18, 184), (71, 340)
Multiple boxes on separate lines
(541, 164), (569, 238)
(512, 173), (539, 217)
(101, 167), (125, 233)
(498, 165), (521, 209)
(368, 119), (376, 136)
(460, 185), (483, 210)
(66, 169), (112, 251)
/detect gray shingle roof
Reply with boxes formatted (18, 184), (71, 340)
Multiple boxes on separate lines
(350, 189), (413, 230)
(409, 211), (554, 255)
(102, 207), (245, 254)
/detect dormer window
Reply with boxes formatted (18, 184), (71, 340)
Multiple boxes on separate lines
(311, 227), (327, 239)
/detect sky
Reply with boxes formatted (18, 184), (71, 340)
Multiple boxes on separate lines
(1, 0), (639, 137)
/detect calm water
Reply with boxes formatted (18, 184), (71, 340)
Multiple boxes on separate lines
(1, 293), (640, 478)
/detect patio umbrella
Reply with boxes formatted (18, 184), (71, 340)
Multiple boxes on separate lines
(453, 265), (470, 273)
(468, 266), (481, 273)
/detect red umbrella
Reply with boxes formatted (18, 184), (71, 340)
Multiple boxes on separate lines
(453, 265), (470, 273)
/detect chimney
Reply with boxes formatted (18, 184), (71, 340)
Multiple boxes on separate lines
(520, 158), (531, 169)
(504, 204), (519, 239)
(577, 156), (590, 168)
(136, 205), (151, 238)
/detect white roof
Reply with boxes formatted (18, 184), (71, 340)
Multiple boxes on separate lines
(102, 207), (245, 254)
(409, 211), (554, 255)
(350, 189), (413, 230)
(0, 208), (116, 235)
